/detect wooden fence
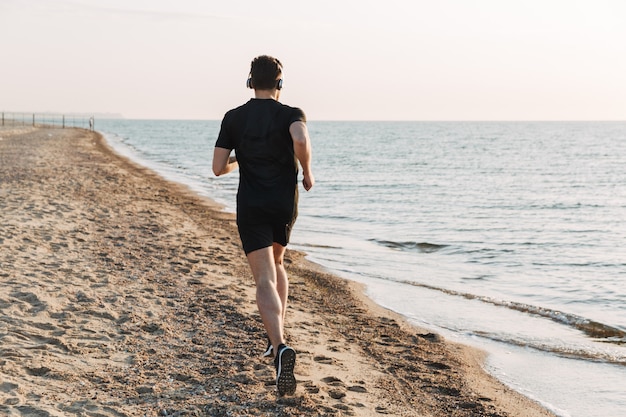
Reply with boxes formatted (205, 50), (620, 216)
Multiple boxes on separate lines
(1, 112), (95, 131)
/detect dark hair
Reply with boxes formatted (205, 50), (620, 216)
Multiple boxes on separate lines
(249, 55), (283, 90)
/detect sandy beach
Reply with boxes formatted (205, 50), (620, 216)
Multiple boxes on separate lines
(0, 126), (556, 417)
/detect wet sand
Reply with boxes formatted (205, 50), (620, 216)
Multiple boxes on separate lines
(0, 126), (556, 416)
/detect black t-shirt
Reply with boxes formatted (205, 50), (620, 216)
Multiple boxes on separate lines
(215, 99), (306, 225)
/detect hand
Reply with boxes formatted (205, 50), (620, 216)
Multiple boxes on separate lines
(302, 172), (315, 191)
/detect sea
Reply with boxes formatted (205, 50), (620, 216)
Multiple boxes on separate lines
(95, 119), (626, 417)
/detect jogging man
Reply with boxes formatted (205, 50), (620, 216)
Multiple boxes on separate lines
(212, 55), (314, 396)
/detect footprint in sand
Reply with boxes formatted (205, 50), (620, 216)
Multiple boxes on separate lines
(321, 376), (344, 386)
(302, 381), (320, 394)
(0, 381), (19, 395)
(10, 291), (47, 314)
(328, 389), (346, 399)
(321, 376), (348, 400)
(313, 355), (335, 365)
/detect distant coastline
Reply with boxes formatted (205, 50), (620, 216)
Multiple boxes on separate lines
(1, 111), (124, 119)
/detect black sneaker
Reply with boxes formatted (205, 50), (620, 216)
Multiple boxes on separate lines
(262, 337), (273, 358)
(275, 344), (296, 396)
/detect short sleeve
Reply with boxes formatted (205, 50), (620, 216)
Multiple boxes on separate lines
(290, 107), (306, 125)
(215, 113), (233, 149)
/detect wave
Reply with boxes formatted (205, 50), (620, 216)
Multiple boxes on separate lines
(395, 279), (626, 348)
(369, 239), (448, 253)
(295, 242), (343, 250)
(473, 331), (626, 366)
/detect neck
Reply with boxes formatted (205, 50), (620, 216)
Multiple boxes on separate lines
(254, 89), (279, 100)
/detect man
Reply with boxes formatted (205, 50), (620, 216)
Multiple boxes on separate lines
(212, 55), (314, 396)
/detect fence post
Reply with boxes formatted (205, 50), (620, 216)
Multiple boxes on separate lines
(1, 112), (4, 126)
(62, 115), (65, 129)
(32, 114), (35, 127)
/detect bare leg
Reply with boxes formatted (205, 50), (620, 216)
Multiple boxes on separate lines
(273, 242), (289, 322)
(247, 246), (285, 351)
(251, 243), (297, 396)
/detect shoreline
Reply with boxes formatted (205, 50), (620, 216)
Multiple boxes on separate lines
(0, 126), (556, 416)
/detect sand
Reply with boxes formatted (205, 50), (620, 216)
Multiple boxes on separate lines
(0, 126), (556, 417)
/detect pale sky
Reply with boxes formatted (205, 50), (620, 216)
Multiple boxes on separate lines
(1, 0), (625, 120)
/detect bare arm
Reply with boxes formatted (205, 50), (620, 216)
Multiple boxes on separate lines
(289, 121), (314, 191)
(212, 147), (238, 176)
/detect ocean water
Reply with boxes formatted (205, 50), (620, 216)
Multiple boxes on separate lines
(96, 119), (626, 417)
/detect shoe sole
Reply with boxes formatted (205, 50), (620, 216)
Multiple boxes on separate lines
(276, 347), (296, 396)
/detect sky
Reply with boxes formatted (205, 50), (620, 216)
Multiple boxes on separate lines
(1, 0), (625, 121)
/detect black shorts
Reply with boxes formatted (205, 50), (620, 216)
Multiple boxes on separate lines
(237, 220), (295, 254)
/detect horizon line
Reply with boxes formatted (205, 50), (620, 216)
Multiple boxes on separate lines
(2, 112), (625, 123)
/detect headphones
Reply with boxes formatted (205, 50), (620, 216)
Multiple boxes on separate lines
(247, 76), (283, 90)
